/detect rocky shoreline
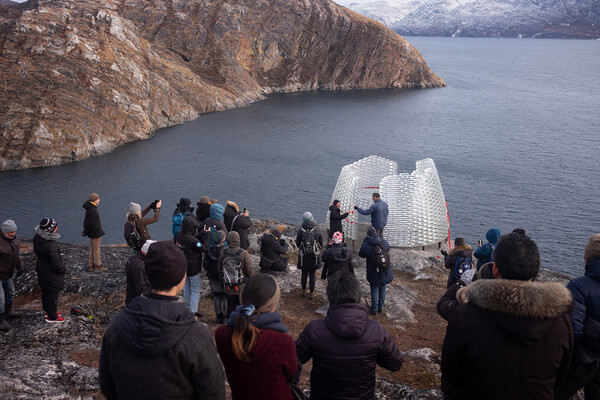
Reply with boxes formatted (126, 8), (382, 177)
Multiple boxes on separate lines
(1, 220), (571, 399)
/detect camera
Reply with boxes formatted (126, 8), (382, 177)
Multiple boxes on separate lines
(477, 239), (483, 246)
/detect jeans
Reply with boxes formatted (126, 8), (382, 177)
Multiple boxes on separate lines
(0, 278), (15, 313)
(183, 273), (201, 313)
(370, 284), (387, 312)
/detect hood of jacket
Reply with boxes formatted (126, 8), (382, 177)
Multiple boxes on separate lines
(365, 235), (382, 247)
(328, 204), (338, 213)
(301, 219), (317, 230)
(457, 279), (572, 343)
(226, 201), (239, 212)
(449, 244), (473, 257)
(324, 303), (369, 340)
(223, 204), (239, 220)
(82, 200), (97, 210)
(226, 231), (241, 248)
(34, 226), (61, 241)
(585, 256), (600, 282)
(210, 203), (224, 221)
(486, 228), (501, 244)
(261, 233), (278, 246)
(180, 215), (199, 235)
(116, 295), (195, 357)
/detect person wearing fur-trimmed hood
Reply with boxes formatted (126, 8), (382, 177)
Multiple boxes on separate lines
(223, 201), (252, 250)
(442, 237), (473, 288)
(440, 232), (573, 400)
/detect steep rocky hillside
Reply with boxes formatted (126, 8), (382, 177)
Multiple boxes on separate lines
(0, 0), (445, 171)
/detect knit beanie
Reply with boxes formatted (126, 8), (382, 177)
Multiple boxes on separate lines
(141, 239), (156, 255)
(129, 202), (142, 214)
(332, 231), (344, 243)
(89, 192), (99, 202)
(2, 219), (17, 233)
(199, 196), (210, 204)
(144, 240), (187, 290)
(302, 212), (313, 223)
(366, 227), (377, 237)
(585, 234), (600, 262)
(210, 203), (224, 221)
(270, 228), (282, 239)
(40, 218), (57, 233)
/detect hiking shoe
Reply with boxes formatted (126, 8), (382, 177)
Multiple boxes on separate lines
(95, 265), (108, 272)
(45, 315), (65, 323)
(308, 292), (315, 300)
(0, 315), (11, 332)
(5, 304), (23, 319)
(369, 309), (377, 316)
(45, 311), (62, 317)
(301, 289), (309, 298)
(88, 265), (95, 272)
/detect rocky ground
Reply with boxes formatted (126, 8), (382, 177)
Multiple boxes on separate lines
(0, 221), (571, 400)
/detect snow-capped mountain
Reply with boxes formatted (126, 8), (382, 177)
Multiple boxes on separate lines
(342, 0), (600, 39)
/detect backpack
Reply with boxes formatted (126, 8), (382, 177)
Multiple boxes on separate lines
(452, 255), (473, 281)
(372, 244), (391, 273)
(124, 220), (142, 251)
(328, 246), (348, 268)
(300, 227), (320, 257)
(172, 211), (190, 237)
(222, 249), (244, 293)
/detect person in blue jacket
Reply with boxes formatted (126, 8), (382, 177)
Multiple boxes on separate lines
(556, 233), (600, 400)
(473, 228), (501, 270)
(355, 193), (389, 239)
(359, 227), (393, 315)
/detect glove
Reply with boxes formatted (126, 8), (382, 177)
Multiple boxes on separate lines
(150, 200), (158, 210)
(440, 250), (448, 256)
(459, 269), (476, 285)
(279, 239), (286, 246)
(353, 205), (358, 210)
(16, 267), (23, 277)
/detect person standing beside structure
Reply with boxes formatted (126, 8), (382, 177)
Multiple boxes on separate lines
(355, 193), (388, 238)
(328, 200), (350, 239)
(83, 193), (106, 272)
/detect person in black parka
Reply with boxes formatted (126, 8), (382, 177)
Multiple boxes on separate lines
(33, 218), (66, 322)
(175, 215), (203, 315)
(321, 231), (353, 279)
(260, 229), (289, 274)
(358, 227), (393, 315)
(296, 212), (324, 299)
(196, 196), (212, 223)
(295, 272), (403, 400)
(328, 200), (349, 239)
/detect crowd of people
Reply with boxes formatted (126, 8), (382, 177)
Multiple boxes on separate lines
(1, 190), (599, 399)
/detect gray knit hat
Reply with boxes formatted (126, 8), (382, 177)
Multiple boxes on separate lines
(2, 219), (17, 233)
(129, 202), (142, 214)
(302, 212), (313, 222)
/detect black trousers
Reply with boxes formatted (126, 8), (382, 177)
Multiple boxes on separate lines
(555, 361), (600, 400)
(41, 289), (59, 320)
(301, 270), (316, 292)
(226, 294), (240, 319)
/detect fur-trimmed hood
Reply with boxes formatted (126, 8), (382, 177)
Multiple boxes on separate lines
(449, 244), (472, 256)
(226, 201), (239, 212)
(457, 279), (572, 319)
(34, 226), (61, 241)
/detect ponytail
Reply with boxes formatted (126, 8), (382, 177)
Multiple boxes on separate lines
(231, 305), (259, 362)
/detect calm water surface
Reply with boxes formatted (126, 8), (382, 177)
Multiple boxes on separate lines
(1, 37), (599, 276)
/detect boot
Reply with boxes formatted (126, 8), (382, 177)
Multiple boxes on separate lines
(0, 313), (11, 332)
(88, 265), (96, 272)
(5, 303), (23, 319)
(308, 292), (315, 300)
(95, 265), (108, 272)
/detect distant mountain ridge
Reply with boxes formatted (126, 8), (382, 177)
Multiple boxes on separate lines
(0, 0), (444, 171)
(346, 0), (600, 39)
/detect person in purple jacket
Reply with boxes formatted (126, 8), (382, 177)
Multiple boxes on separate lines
(295, 272), (403, 400)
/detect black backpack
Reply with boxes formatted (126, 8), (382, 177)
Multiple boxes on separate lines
(372, 244), (391, 273)
(222, 249), (244, 290)
(124, 220), (142, 252)
(300, 227), (320, 255)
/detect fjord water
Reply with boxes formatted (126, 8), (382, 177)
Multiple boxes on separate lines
(1, 37), (598, 276)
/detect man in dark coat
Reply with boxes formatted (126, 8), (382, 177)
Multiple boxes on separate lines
(296, 212), (324, 299)
(359, 227), (392, 315)
(441, 232), (573, 400)
(125, 240), (154, 305)
(354, 193), (388, 238)
(33, 218), (66, 323)
(99, 240), (225, 400)
(175, 216), (203, 315)
(556, 233), (600, 399)
(328, 200), (350, 239)
(195, 196), (212, 223)
(321, 231), (353, 279)
(0, 220), (23, 331)
(83, 193), (106, 272)
(259, 229), (289, 273)
(295, 272), (403, 400)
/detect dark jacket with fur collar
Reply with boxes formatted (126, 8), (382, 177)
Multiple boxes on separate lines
(441, 279), (573, 400)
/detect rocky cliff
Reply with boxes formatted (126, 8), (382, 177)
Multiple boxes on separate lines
(0, 0), (445, 171)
